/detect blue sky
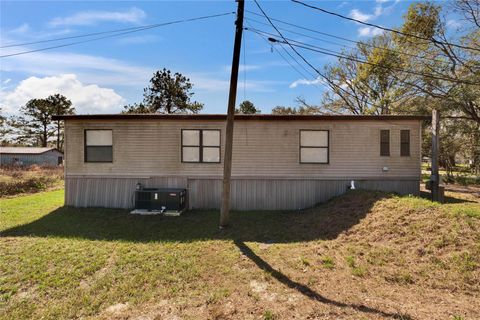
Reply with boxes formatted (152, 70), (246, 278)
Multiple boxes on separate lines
(1, 0), (431, 115)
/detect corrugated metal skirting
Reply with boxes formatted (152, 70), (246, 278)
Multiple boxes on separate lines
(65, 176), (420, 210)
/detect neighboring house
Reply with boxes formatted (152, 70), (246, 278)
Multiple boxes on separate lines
(0, 147), (64, 166)
(53, 114), (427, 210)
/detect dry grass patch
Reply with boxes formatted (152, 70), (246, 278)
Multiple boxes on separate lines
(0, 165), (63, 197)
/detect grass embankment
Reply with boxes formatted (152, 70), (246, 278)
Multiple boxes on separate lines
(0, 189), (479, 319)
(0, 165), (64, 197)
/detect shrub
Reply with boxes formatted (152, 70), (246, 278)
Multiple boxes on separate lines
(0, 165), (64, 197)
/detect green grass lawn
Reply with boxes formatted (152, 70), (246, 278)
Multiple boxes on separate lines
(1, 189), (479, 319)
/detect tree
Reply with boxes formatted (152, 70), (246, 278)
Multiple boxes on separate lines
(46, 94), (74, 150)
(123, 68), (204, 114)
(271, 105), (322, 115)
(395, 1), (480, 123)
(0, 108), (12, 146)
(10, 94), (74, 149)
(11, 99), (53, 147)
(392, 1), (480, 171)
(235, 100), (260, 114)
(316, 32), (415, 115)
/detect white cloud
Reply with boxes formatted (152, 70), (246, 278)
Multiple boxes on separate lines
(8, 23), (30, 35)
(350, 0), (400, 37)
(1, 25), (74, 48)
(114, 35), (159, 45)
(446, 19), (462, 29)
(0, 47), (152, 86)
(2, 79), (11, 85)
(0, 74), (125, 115)
(289, 77), (324, 88)
(350, 9), (373, 22)
(358, 26), (383, 37)
(222, 64), (260, 73)
(49, 7), (146, 27)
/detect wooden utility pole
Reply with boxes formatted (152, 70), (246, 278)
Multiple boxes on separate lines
(220, 0), (244, 228)
(431, 109), (440, 201)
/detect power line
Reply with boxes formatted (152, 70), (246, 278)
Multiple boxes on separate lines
(0, 12), (234, 58)
(2, 25), (173, 49)
(247, 27), (463, 85)
(291, 0), (480, 53)
(247, 21), (318, 80)
(265, 35), (479, 86)
(244, 15), (451, 65)
(1, 12), (234, 49)
(245, 25), (317, 81)
(252, 0), (378, 108)
(245, 18), (323, 92)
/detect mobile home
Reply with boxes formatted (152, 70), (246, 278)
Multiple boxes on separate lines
(53, 114), (426, 210)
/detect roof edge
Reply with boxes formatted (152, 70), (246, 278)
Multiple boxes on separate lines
(52, 114), (430, 121)
(0, 147), (63, 155)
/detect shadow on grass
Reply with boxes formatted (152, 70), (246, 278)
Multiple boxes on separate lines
(235, 240), (412, 319)
(1, 190), (387, 243)
(419, 190), (477, 204)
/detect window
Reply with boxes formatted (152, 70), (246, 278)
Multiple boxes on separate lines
(400, 130), (410, 156)
(380, 130), (390, 156)
(85, 130), (113, 162)
(300, 130), (329, 164)
(181, 129), (220, 163)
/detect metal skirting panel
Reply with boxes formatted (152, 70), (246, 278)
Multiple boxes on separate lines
(65, 176), (420, 210)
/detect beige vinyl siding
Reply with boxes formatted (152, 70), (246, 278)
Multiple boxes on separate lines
(64, 119), (421, 179)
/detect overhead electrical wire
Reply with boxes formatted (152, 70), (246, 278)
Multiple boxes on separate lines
(244, 15), (451, 65)
(251, 0), (477, 117)
(245, 19), (323, 94)
(245, 25), (316, 81)
(291, 0), (480, 53)
(247, 25), (424, 107)
(252, 0), (381, 107)
(246, 27), (474, 85)
(254, 0), (384, 110)
(0, 12), (234, 58)
(265, 35), (479, 86)
(248, 2), (476, 86)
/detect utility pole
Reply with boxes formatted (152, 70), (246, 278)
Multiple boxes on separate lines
(220, 0), (244, 228)
(431, 109), (440, 201)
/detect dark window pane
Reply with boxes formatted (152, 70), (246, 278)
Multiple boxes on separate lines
(380, 130), (390, 156)
(86, 146), (112, 162)
(401, 130), (410, 156)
